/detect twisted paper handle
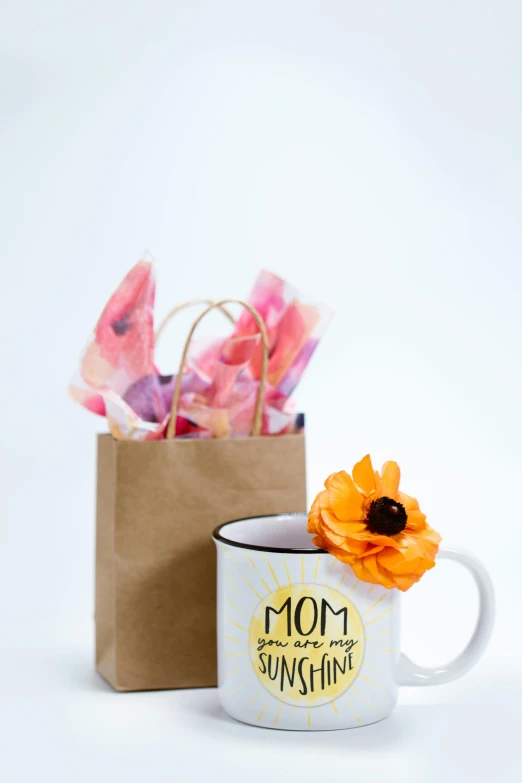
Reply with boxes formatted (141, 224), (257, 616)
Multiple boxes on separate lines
(166, 299), (269, 439)
(154, 298), (235, 344)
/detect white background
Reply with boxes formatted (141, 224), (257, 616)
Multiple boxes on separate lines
(2, 1), (522, 781)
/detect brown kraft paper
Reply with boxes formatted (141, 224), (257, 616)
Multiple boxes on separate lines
(95, 432), (307, 692)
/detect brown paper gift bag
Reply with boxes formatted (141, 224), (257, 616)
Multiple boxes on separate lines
(95, 299), (307, 692)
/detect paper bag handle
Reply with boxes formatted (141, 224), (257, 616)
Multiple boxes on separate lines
(154, 299), (235, 344)
(166, 299), (269, 439)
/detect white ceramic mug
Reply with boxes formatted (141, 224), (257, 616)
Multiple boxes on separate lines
(212, 513), (495, 731)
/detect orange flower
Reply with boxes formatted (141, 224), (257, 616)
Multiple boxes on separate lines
(308, 455), (441, 591)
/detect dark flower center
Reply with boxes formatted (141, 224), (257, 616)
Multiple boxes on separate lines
(367, 497), (407, 536)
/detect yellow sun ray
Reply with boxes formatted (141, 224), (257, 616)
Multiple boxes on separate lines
(362, 592), (388, 616)
(307, 709), (311, 727)
(248, 691), (260, 705)
(367, 584), (375, 593)
(358, 674), (377, 686)
(224, 635), (240, 642)
(224, 668), (240, 678)
(256, 703), (268, 722)
(381, 630), (390, 637)
(383, 649), (394, 653)
(365, 606), (393, 626)
(336, 568), (350, 589)
(244, 553), (256, 568)
(261, 579), (271, 594)
(358, 674), (387, 694)
(274, 705), (283, 726)
(345, 697), (361, 724)
(265, 558), (281, 588)
(283, 558), (292, 585)
(331, 701), (339, 714)
(313, 556), (321, 580)
(346, 579), (360, 596)
(351, 685), (379, 714)
(224, 652), (248, 657)
(226, 597), (239, 612)
(301, 556), (305, 583)
(227, 618), (248, 632)
(245, 579), (263, 601)
(227, 678), (253, 697)
(225, 569), (240, 593)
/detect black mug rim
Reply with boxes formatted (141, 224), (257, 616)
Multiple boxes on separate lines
(212, 513), (326, 554)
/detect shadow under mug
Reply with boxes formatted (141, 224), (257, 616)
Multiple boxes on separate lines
(212, 513), (495, 731)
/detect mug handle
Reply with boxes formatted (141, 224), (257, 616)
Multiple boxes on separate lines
(400, 546), (495, 685)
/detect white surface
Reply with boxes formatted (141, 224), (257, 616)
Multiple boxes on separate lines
(2, 0), (522, 780)
(1, 651), (521, 783)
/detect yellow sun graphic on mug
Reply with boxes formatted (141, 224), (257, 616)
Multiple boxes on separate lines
(249, 584), (365, 707)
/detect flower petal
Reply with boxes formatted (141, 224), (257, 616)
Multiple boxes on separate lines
(308, 490), (328, 535)
(311, 534), (328, 551)
(322, 545), (358, 565)
(381, 461), (400, 500)
(320, 512), (369, 555)
(355, 554), (396, 589)
(392, 572), (420, 591)
(378, 548), (422, 576)
(359, 541), (386, 557)
(405, 509), (427, 531)
(414, 526), (442, 558)
(320, 508), (367, 536)
(352, 454), (376, 496)
(398, 491), (419, 512)
(325, 471), (365, 522)
(350, 557), (380, 586)
(365, 553), (396, 586)
(341, 529), (403, 549)
(312, 534), (360, 565)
